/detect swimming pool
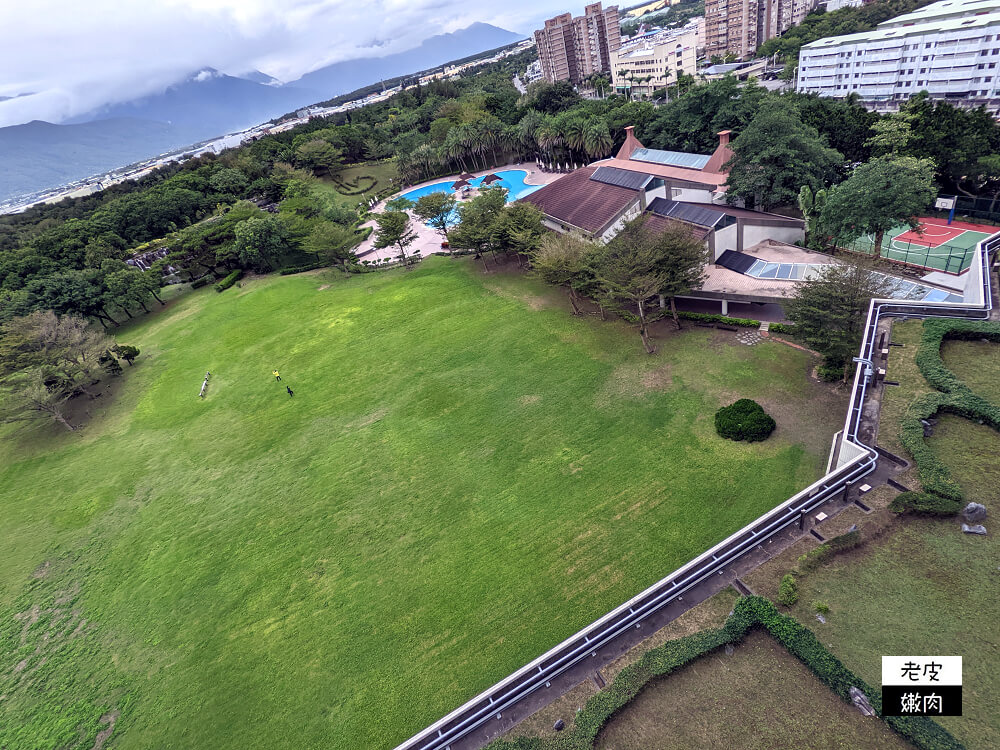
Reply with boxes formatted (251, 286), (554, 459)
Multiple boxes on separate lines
(397, 170), (543, 204)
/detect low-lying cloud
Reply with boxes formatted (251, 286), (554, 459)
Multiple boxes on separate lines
(0, 0), (557, 128)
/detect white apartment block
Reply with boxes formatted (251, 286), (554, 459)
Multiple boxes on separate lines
(797, 0), (1000, 113)
(612, 22), (700, 97)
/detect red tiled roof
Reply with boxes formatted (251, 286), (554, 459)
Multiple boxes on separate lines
(518, 167), (639, 235)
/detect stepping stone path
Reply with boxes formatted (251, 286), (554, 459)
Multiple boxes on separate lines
(736, 330), (764, 346)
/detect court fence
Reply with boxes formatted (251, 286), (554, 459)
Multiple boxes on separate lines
(840, 234), (974, 274)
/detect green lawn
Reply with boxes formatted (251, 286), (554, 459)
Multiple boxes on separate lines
(0, 258), (843, 750)
(594, 631), (909, 750)
(787, 322), (1000, 750)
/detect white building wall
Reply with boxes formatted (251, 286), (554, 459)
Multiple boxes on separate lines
(741, 224), (805, 249)
(713, 223), (739, 259)
(797, 4), (1000, 113)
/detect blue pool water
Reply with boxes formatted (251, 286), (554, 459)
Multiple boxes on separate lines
(397, 169), (543, 205)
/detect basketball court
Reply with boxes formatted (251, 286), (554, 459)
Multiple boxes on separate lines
(844, 216), (997, 274)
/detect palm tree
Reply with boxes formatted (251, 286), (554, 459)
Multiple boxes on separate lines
(563, 116), (587, 163)
(619, 69), (630, 101)
(583, 120), (614, 160)
(535, 119), (561, 163)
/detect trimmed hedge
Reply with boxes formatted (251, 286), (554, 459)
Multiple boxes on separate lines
(279, 263), (325, 275)
(190, 275), (214, 289)
(888, 491), (962, 517)
(769, 322), (798, 335)
(797, 529), (862, 574)
(214, 269), (243, 292)
(715, 399), (776, 442)
(677, 311), (759, 327)
(487, 596), (962, 750)
(898, 319), (1000, 502)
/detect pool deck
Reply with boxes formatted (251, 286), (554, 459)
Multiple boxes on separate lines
(354, 163), (563, 262)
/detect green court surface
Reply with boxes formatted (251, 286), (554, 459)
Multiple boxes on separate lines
(841, 219), (994, 274)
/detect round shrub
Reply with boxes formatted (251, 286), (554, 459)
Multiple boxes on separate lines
(778, 573), (798, 606)
(715, 399), (776, 442)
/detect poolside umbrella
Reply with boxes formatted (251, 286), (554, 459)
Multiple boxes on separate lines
(481, 173), (503, 186)
(451, 179), (470, 190)
(459, 172), (476, 180)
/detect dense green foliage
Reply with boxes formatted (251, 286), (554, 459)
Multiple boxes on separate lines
(715, 399), (776, 442)
(489, 596), (961, 750)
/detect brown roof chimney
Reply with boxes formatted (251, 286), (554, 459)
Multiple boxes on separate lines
(703, 130), (735, 175)
(615, 126), (645, 160)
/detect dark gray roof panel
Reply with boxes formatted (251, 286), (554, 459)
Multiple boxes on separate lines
(716, 250), (758, 274)
(648, 197), (725, 228)
(589, 165), (652, 191)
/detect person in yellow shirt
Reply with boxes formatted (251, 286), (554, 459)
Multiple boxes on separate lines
(272, 370), (281, 381)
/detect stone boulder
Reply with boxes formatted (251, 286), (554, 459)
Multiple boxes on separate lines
(962, 523), (987, 535)
(963, 502), (987, 523)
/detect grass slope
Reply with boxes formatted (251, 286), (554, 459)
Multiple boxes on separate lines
(594, 631), (909, 750)
(0, 258), (841, 749)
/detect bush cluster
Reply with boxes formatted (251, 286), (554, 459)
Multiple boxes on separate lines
(817, 364), (843, 382)
(214, 269), (243, 292)
(778, 573), (799, 606)
(190, 275), (215, 289)
(768, 322), (798, 335)
(715, 399), (776, 442)
(888, 491), (962, 517)
(487, 596), (963, 750)
(677, 311), (759, 327)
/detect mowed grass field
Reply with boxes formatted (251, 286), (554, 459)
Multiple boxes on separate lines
(0, 258), (843, 749)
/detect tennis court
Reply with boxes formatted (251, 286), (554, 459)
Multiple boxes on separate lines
(842, 217), (996, 273)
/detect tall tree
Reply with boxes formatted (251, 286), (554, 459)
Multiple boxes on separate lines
(654, 223), (710, 328)
(725, 100), (843, 211)
(448, 187), (508, 268)
(373, 211), (419, 268)
(819, 155), (936, 259)
(785, 261), (893, 379)
(413, 192), (458, 250)
(0, 368), (77, 431)
(233, 215), (288, 272)
(532, 233), (595, 315)
(595, 219), (669, 354)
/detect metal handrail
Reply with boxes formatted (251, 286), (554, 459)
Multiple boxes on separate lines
(394, 233), (999, 750)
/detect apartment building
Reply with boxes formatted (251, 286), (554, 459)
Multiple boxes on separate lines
(797, 0), (1000, 113)
(706, 0), (817, 59)
(534, 3), (622, 84)
(611, 21), (700, 97)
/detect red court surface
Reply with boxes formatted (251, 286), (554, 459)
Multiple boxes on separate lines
(894, 217), (998, 247)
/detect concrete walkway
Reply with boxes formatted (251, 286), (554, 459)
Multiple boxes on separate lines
(354, 163), (561, 263)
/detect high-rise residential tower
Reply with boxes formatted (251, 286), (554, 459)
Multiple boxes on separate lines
(534, 3), (622, 84)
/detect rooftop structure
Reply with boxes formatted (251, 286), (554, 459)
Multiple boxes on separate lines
(796, 0), (1000, 113)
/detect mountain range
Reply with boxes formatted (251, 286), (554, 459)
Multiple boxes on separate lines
(0, 22), (524, 205)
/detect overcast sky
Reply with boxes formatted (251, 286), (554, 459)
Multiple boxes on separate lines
(0, 0), (568, 128)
